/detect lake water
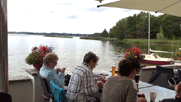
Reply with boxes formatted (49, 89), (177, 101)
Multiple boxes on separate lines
(8, 34), (124, 76)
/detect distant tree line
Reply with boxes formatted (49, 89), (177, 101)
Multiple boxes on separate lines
(8, 32), (93, 37)
(93, 11), (181, 40)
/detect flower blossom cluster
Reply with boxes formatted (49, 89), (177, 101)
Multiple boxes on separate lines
(124, 47), (142, 60)
(25, 45), (54, 65)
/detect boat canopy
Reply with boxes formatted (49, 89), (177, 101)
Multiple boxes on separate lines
(150, 48), (174, 54)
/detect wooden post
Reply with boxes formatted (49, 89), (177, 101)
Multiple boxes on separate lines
(0, 0), (8, 92)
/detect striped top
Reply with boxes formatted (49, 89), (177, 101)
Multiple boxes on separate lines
(66, 63), (99, 102)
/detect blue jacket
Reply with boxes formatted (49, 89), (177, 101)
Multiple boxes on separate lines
(39, 65), (65, 88)
(50, 80), (69, 102)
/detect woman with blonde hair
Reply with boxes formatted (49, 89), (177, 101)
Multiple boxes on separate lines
(39, 53), (66, 88)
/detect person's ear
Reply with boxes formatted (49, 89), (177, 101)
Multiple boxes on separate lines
(90, 59), (94, 63)
(132, 69), (136, 73)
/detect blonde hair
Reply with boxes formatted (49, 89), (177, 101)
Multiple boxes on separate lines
(43, 53), (59, 65)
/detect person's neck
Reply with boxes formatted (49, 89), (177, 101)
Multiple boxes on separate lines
(83, 62), (92, 70)
(44, 64), (53, 69)
(117, 75), (130, 79)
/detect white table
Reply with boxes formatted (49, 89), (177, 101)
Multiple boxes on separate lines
(93, 70), (112, 80)
(93, 70), (176, 101)
(138, 81), (154, 89)
(138, 85), (176, 102)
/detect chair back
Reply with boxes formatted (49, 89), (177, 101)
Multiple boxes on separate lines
(50, 80), (69, 102)
(149, 71), (174, 89)
(156, 65), (174, 75)
(38, 73), (51, 102)
(64, 74), (71, 86)
(0, 92), (12, 102)
(178, 69), (181, 81)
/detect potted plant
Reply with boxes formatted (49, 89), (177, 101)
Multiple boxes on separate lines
(25, 45), (54, 70)
(124, 46), (143, 61)
(177, 51), (181, 61)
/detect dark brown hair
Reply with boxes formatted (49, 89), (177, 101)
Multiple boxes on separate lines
(118, 57), (140, 76)
(83, 51), (99, 64)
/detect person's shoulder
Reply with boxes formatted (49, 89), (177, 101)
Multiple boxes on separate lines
(47, 69), (56, 75)
(76, 64), (91, 72)
(106, 76), (114, 82)
(128, 79), (137, 90)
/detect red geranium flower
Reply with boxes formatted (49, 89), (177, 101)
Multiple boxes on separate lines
(40, 46), (47, 52)
(26, 45), (54, 65)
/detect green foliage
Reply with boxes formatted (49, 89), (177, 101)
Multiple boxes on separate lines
(156, 26), (165, 39)
(25, 52), (43, 65)
(161, 15), (181, 39)
(160, 26), (164, 34)
(92, 33), (101, 37)
(111, 19), (127, 40)
(110, 11), (181, 40)
(101, 29), (108, 37)
(156, 33), (165, 39)
(109, 28), (115, 38)
(93, 11), (181, 40)
(171, 34), (176, 40)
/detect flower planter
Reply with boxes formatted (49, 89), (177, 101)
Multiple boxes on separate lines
(178, 57), (181, 61)
(33, 63), (42, 70)
(26, 45), (54, 70)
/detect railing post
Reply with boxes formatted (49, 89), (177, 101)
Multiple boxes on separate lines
(0, 0), (8, 92)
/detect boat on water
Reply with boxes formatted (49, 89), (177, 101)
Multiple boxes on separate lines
(141, 53), (175, 65)
(124, 47), (175, 65)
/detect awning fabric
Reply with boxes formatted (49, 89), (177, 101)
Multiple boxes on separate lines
(97, 0), (181, 17)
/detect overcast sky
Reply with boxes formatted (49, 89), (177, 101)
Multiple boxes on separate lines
(8, 0), (162, 34)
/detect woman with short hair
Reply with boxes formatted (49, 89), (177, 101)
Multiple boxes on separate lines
(101, 57), (141, 102)
(39, 53), (66, 88)
(66, 51), (104, 102)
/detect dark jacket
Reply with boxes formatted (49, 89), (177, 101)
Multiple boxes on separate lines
(161, 97), (181, 102)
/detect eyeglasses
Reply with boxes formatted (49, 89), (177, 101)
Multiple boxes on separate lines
(51, 60), (57, 65)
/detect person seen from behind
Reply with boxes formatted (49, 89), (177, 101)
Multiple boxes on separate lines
(101, 57), (146, 102)
(66, 51), (105, 102)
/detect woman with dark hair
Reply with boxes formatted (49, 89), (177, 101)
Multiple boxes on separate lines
(101, 57), (142, 102)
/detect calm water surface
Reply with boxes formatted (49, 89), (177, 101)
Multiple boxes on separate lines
(8, 34), (124, 76)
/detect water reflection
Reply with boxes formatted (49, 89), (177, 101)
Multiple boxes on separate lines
(8, 34), (123, 76)
(9, 34), (180, 77)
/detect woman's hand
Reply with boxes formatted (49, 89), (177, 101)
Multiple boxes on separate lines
(56, 67), (66, 73)
(97, 77), (105, 81)
(56, 68), (61, 72)
(61, 68), (66, 73)
(96, 81), (103, 88)
(137, 97), (147, 102)
(97, 77), (106, 83)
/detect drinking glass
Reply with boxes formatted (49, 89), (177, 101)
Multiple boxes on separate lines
(150, 92), (157, 102)
(112, 66), (116, 76)
(135, 74), (140, 83)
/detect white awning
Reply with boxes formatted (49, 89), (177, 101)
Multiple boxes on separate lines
(97, 0), (181, 17)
